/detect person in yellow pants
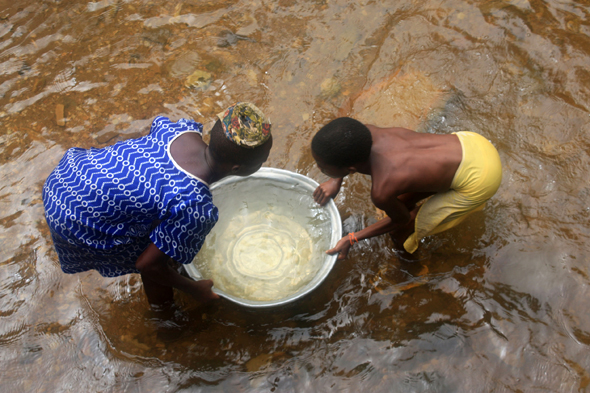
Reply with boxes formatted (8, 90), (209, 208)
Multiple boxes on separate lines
(311, 117), (502, 259)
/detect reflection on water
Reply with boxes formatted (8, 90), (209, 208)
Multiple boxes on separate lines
(1, 0), (590, 391)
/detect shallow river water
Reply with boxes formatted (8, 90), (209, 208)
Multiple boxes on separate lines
(1, 0), (590, 392)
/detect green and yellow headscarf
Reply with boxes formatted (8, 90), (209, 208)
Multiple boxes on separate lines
(217, 102), (272, 148)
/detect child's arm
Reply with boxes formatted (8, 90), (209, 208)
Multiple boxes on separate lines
(136, 243), (219, 306)
(326, 216), (401, 260)
(313, 177), (343, 206)
(326, 196), (412, 260)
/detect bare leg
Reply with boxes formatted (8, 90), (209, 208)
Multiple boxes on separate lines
(390, 202), (423, 252)
(140, 274), (218, 305)
(390, 223), (415, 251)
(141, 273), (174, 307)
(142, 273), (219, 309)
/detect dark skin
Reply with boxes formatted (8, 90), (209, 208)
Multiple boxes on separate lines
(137, 130), (272, 307)
(313, 124), (462, 259)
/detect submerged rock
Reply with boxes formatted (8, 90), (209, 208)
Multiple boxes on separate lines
(320, 77), (341, 98)
(342, 70), (447, 131)
(142, 28), (171, 47)
(168, 51), (201, 78)
(217, 29), (256, 47)
(55, 104), (65, 127)
(185, 69), (212, 89)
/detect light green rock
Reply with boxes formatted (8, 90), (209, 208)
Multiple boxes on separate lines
(320, 77), (341, 98)
(185, 69), (212, 89)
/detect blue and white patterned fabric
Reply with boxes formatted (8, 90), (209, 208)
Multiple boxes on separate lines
(43, 116), (219, 277)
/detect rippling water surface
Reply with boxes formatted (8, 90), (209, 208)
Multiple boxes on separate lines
(1, 0), (589, 391)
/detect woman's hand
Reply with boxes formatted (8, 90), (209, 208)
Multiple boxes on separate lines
(313, 178), (343, 206)
(137, 243), (220, 305)
(185, 279), (220, 302)
(326, 236), (353, 260)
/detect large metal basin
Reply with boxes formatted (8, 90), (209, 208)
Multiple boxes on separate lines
(184, 167), (341, 308)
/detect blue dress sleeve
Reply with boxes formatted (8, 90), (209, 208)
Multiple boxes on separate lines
(177, 118), (204, 135)
(149, 194), (218, 265)
(148, 116), (170, 136)
(149, 116), (204, 138)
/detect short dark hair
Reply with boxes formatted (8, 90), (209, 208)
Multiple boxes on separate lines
(311, 117), (372, 167)
(208, 120), (272, 165)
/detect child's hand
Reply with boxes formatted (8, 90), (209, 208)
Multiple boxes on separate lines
(313, 178), (342, 206)
(326, 236), (352, 260)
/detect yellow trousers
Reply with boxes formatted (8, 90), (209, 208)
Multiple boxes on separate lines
(403, 131), (502, 253)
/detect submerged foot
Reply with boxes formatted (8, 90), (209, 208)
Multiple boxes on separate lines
(389, 232), (420, 262)
(393, 248), (418, 263)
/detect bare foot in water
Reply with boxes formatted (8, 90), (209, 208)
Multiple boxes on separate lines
(389, 227), (417, 262)
(188, 279), (220, 302)
(390, 224), (414, 250)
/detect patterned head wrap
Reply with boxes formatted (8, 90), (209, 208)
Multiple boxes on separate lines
(216, 102), (272, 148)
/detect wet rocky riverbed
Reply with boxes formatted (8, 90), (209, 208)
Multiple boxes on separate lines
(1, 0), (589, 391)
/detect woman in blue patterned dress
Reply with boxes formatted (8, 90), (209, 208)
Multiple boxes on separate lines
(43, 103), (273, 307)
